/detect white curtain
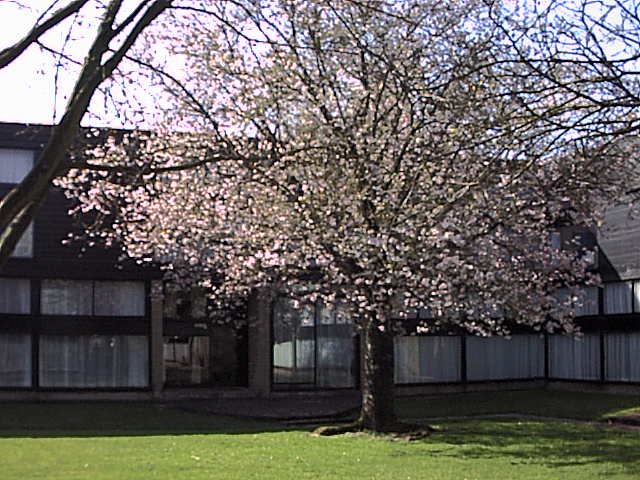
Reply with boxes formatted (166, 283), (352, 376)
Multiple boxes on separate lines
(606, 332), (640, 382)
(604, 282), (633, 314)
(94, 281), (145, 316)
(0, 148), (33, 183)
(395, 336), (461, 383)
(41, 279), (92, 315)
(0, 278), (30, 313)
(0, 334), (31, 386)
(39, 335), (148, 387)
(466, 335), (544, 381)
(549, 334), (600, 380)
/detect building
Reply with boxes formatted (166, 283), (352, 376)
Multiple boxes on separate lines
(1, 121), (639, 401)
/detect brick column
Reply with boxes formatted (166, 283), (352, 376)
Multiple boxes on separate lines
(150, 280), (164, 399)
(247, 288), (272, 396)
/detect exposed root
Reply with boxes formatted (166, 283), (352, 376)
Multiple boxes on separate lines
(312, 419), (436, 440)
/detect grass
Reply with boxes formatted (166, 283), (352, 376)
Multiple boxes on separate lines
(0, 390), (639, 479)
(397, 389), (640, 421)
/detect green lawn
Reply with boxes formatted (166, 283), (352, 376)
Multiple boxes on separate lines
(0, 390), (639, 479)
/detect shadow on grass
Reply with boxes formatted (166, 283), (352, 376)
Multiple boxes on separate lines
(0, 402), (289, 438)
(419, 418), (640, 475)
(396, 389), (640, 421)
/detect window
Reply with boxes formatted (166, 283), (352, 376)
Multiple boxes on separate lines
(41, 279), (92, 315)
(395, 336), (461, 383)
(94, 281), (145, 316)
(10, 222), (33, 258)
(39, 335), (148, 387)
(0, 278), (30, 313)
(555, 286), (599, 317)
(575, 286), (599, 316)
(549, 334), (600, 380)
(604, 282), (633, 314)
(272, 299), (356, 388)
(163, 336), (211, 386)
(41, 279), (145, 316)
(0, 334), (31, 387)
(466, 335), (544, 381)
(0, 149), (33, 183)
(606, 333), (640, 382)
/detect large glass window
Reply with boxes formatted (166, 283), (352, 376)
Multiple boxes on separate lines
(94, 281), (145, 316)
(466, 335), (544, 381)
(556, 286), (599, 316)
(549, 334), (600, 380)
(0, 278), (30, 313)
(41, 279), (92, 315)
(0, 149), (33, 183)
(0, 334), (31, 387)
(395, 336), (461, 383)
(39, 335), (149, 388)
(605, 332), (640, 382)
(272, 299), (356, 388)
(163, 336), (211, 386)
(604, 282), (633, 314)
(575, 286), (599, 316)
(272, 299), (316, 384)
(316, 304), (356, 388)
(41, 279), (145, 316)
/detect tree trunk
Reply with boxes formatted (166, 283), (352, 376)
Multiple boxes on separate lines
(358, 314), (396, 432)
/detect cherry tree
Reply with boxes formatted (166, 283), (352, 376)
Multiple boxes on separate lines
(58, 0), (640, 432)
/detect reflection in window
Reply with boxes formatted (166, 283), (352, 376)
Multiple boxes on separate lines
(0, 149), (33, 183)
(272, 299), (356, 388)
(163, 336), (211, 386)
(272, 299), (315, 384)
(10, 222), (33, 258)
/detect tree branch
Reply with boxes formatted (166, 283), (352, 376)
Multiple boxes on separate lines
(0, 0), (90, 69)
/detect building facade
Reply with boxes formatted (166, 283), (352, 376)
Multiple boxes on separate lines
(1, 122), (639, 400)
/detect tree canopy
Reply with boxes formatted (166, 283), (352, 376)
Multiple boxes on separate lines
(58, 0), (640, 431)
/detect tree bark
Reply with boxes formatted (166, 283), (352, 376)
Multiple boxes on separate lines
(358, 313), (396, 432)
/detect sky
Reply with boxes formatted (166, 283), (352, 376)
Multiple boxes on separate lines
(0, 0), (163, 127)
(0, 1), (76, 125)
